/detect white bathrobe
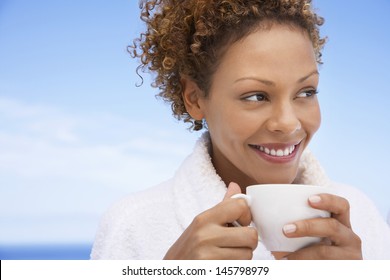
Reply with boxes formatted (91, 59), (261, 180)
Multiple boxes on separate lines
(91, 133), (390, 259)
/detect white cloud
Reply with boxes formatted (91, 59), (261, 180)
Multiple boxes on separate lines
(0, 97), (53, 118)
(0, 97), (199, 243)
(387, 211), (390, 227)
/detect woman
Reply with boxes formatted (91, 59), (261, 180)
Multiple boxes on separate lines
(91, 0), (390, 259)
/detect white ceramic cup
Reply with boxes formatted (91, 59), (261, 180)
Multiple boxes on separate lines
(232, 184), (331, 252)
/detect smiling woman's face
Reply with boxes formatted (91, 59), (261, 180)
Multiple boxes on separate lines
(184, 23), (321, 189)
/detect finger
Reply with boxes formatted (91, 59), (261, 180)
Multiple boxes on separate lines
(308, 193), (351, 228)
(223, 182), (242, 200)
(217, 226), (259, 250)
(286, 244), (350, 260)
(282, 217), (357, 246)
(219, 247), (255, 260)
(200, 197), (251, 226)
(198, 246), (255, 260)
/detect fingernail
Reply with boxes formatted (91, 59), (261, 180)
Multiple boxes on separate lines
(283, 224), (297, 234)
(309, 195), (322, 204)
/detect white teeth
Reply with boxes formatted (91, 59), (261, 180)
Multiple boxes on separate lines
(254, 144), (296, 157)
(260, 146), (264, 152)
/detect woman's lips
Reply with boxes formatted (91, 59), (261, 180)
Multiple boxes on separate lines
(249, 141), (301, 164)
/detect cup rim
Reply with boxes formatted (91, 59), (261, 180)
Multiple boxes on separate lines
(246, 184), (326, 191)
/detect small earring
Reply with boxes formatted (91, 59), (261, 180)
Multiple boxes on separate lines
(194, 119), (203, 131)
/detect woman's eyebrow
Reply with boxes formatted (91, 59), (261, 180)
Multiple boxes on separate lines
(234, 76), (275, 86)
(297, 70), (319, 83)
(234, 70), (319, 86)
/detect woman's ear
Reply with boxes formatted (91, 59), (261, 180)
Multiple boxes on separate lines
(181, 76), (205, 120)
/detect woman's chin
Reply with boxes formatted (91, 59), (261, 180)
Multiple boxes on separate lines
(252, 173), (297, 185)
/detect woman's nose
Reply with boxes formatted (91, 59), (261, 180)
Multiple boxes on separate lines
(265, 103), (301, 135)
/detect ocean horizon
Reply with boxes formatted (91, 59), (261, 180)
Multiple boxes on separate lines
(0, 243), (93, 260)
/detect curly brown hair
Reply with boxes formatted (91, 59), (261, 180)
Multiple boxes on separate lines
(130, 0), (326, 130)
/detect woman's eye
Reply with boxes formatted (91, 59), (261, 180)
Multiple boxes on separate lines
(244, 93), (267, 102)
(296, 89), (319, 98)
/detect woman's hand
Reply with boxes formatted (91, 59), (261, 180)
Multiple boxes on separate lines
(164, 182), (258, 259)
(282, 194), (362, 260)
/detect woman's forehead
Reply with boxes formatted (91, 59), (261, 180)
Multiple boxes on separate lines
(213, 24), (317, 77)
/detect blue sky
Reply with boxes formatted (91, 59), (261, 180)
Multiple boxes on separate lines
(0, 0), (389, 247)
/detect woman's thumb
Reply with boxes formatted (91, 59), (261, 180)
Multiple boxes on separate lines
(223, 182), (242, 200)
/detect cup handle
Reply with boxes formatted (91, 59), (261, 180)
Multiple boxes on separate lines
(230, 193), (252, 227)
(230, 194), (261, 242)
